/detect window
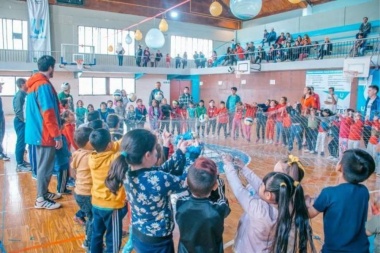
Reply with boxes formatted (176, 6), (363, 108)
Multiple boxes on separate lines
(78, 26), (135, 56)
(170, 35), (213, 58)
(109, 78), (135, 94)
(0, 19), (28, 50)
(0, 76), (29, 96)
(78, 77), (106, 95)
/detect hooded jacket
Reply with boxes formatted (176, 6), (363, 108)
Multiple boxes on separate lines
(89, 141), (126, 210)
(25, 73), (62, 146)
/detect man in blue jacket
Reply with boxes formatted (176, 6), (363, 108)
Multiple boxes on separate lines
(363, 85), (380, 147)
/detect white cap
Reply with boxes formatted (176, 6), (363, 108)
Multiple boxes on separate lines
(61, 82), (70, 91)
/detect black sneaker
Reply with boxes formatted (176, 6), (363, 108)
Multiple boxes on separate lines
(0, 153), (10, 161)
(16, 163), (31, 172)
(44, 191), (62, 200)
(22, 161), (31, 167)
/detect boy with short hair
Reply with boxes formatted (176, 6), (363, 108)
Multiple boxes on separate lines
(307, 149), (375, 253)
(71, 127), (94, 250)
(106, 114), (123, 141)
(217, 101), (228, 138)
(196, 100), (207, 137)
(175, 157), (230, 253)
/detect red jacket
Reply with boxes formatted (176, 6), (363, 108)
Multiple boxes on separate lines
(348, 120), (363, 140)
(170, 106), (181, 119)
(245, 104), (257, 118)
(267, 107), (277, 121)
(312, 93), (320, 110)
(276, 104), (287, 122)
(62, 123), (78, 150)
(339, 116), (353, 138)
(207, 106), (218, 119)
(217, 107), (228, 124)
(369, 121), (380, 145)
(236, 46), (245, 60)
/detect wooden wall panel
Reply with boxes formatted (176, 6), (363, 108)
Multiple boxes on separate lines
(200, 71), (358, 109)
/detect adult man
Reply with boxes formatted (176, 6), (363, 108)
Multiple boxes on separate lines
(136, 45), (142, 67)
(149, 81), (164, 105)
(324, 87), (338, 113)
(58, 82), (74, 111)
(13, 78), (31, 171)
(193, 51), (200, 68)
(363, 85), (380, 147)
(26, 55), (62, 210)
(178, 87), (194, 109)
(359, 17), (371, 37)
(0, 82), (10, 161)
(226, 87), (241, 135)
(310, 86), (321, 111)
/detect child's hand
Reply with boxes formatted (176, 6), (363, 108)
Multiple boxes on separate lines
(222, 154), (233, 163)
(162, 131), (171, 143)
(178, 140), (190, 154)
(234, 158), (245, 169)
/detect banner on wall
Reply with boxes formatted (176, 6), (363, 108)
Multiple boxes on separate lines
(27, 0), (51, 62)
(305, 70), (351, 113)
(357, 69), (380, 113)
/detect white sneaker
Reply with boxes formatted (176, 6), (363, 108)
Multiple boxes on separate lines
(44, 191), (62, 200)
(304, 149), (309, 153)
(327, 156), (334, 159)
(35, 197), (61, 210)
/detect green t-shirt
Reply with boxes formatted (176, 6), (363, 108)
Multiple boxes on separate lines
(58, 91), (74, 111)
(196, 106), (207, 118)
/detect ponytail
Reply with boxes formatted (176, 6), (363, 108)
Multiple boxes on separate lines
(105, 154), (129, 195)
(293, 184), (316, 253)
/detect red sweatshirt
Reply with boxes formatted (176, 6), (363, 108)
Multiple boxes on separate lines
(207, 106), (218, 119)
(339, 116), (353, 138)
(217, 107), (228, 124)
(313, 93), (320, 110)
(369, 121), (380, 145)
(267, 107), (277, 121)
(234, 108), (244, 120)
(62, 123), (78, 150)
(245, 104), (257, 118)
(348, 120), (363, 141)
(170, 107), (181, 119)
(276, 104), (287, 122)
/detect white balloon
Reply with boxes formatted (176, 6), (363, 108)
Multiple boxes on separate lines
(125, 33), (133, 45)
(145, 28), (165, 49)
(230, 0), (262, 20)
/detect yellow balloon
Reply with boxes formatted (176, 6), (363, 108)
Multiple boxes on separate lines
(288, 0), (302, 3)
(159, 18), (168, 32)
(107, 45), (114, 52)
(209, 1), (223, 17)
(135, 30), (143, 41)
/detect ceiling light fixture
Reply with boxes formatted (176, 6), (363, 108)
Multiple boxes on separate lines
(170, 11), (179, 18)
(210, 0), (223, 17)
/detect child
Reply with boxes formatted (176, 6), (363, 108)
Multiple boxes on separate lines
(114, 100), (126, 131)
(217, 101), (228, 138)
(307, 149), (375, 253)
(367, 113), (380, 174)
(107, 114), (123, 141)
(75, 100), (87, 126)
(223, 155), (315, 253)
(327, 115), (340, 161)
(287, 102), (302, 152)
(98, 102), (109, 122)
(71, 127), (94, 250)
(148, 99), (162, 131)
(125, 105), (136, 132)
(275, 97), (287, 146)
(196, 100), (207, 137)
(244, 102), (258, 142)
(339, 109), (354, 157)
(180, 104), (188, 133)
(89, 129), (127, 252)
(88, 119), (104, 130)
(166, 53), (171, 68)
(175, 158), (231, 253)
(306, 108), (319, 153)
(171, 100), (181, 135)
(110, 129), (189, 252)
(187, 101), (197, 133)
(87, 104), (95, 113)
(160, 98), (171, 133)
(265, 100), (277, 144)
(135, 98), (147, 129)
(61, 110), (78, 151)
(207, 100), (218, 138)
(314, 109), (333, 156)
(107, 100), (115, 114)
(231, 101), (244, 140)
(348, 112), (364, 149)
(256, 100), (270, 143)
(366, 194), (380, 253)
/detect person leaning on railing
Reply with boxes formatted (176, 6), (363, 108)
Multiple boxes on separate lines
(317, 37), (333, 60)
(351, 33), (367, 57)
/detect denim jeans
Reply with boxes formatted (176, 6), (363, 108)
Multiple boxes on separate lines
(29, 145), (37, 177)
(75, 194), (93, 248)
(14, 117), (26, 164)
(0, 116), (4, 154)
(306, 128), (318, 151)
(275, 121), (283, 143)
(288, 125), (303, 151)
(91, 205), (128, 253)
(132, 231), (174, 253)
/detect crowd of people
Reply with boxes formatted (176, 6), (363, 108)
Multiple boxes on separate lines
(0, 54), (379, 253)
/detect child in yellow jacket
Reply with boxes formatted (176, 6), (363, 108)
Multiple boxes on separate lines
(89, 128), (127, 253)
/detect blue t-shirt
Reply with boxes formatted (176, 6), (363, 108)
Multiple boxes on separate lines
(314, 183), (369, 253)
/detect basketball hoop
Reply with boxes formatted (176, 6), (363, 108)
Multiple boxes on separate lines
(76, 59), (84, 70)
(343, 70), (358, 83)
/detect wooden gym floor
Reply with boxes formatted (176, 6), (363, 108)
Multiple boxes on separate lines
(0, 116), (378, 253)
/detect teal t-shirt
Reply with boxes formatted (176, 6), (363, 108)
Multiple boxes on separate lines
(75, 107), (87, 120)
(228, 96), (238, 113)
(187, 107), (197, 118)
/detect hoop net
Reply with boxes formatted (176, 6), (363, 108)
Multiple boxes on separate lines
(76, 59), (84, 70)
(343, 70), (358, 83)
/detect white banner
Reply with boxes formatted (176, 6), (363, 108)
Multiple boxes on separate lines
(306, 70), (351, 113)
(28, 0), (51, 62)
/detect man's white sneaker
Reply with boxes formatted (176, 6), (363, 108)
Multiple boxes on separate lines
(34, 197), (61, 210)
